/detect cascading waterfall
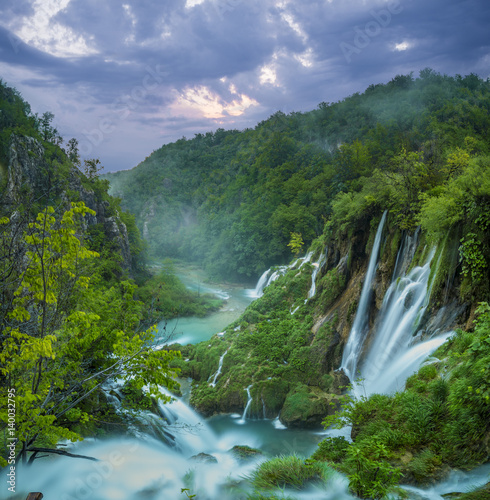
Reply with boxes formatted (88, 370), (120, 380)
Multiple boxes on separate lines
(208, 348), (229, 387)
(252, 251), (315, 298)
(341, 211), (387, 381)
(156, 389), (217, 454)
(238, 384), (253, 424)
(253, 269), (271, 297)
(344, 234), (454, 398)
(357, 249), (436, 393)
(307, 250), (327, 300)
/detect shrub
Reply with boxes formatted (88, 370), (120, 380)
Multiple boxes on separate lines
(311, 436), (349, 463)
(344, 442), (402, 499)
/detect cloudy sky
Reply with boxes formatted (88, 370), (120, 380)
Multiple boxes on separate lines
(0, 0), (489, 172)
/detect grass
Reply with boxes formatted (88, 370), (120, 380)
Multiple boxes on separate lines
(248, 455), (333, 491)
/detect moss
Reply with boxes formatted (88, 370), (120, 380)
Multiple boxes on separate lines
(407, 449), (443, 485)
(257, 378), (290, 417)
(317, 268), (346, 310)
(229, 445), (264, 462)
(446, 483), (490, 499)
(384, 228), (402, 271)
(280, 384), (338, 428)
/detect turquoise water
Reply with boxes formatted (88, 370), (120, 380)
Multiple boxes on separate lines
(156, 265), (255, 346)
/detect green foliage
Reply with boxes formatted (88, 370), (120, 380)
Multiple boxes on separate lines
(287, 232), (304, 255)
(0, 203), (180, 466)
(311, 436), (349, 463)
(317, 268), (346, 310)
(248, 455), (326, 490)
(343, 441), (402, 499)
(407, 449), (442, 483)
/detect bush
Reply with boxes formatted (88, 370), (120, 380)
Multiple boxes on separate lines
(311, 436), (349, 463)
(343, 442), (402, 499)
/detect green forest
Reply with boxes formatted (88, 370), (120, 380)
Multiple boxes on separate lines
(107, 69), (490, 291)
(1, 69), (489, 499)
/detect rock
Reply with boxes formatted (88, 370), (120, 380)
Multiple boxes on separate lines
(280, 384), (341, 428)
(5, 134), (133, 273)
(332, 369), (350, 393)
(228, 445), (263, 462)
(189, 452), (218, 464)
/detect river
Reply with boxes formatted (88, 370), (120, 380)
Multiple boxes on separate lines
(155, 264), (256, 346)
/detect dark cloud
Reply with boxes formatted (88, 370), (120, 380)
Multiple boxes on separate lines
(0, 0), (489, 172)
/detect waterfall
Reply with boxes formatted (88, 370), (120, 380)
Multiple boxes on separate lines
(341, 211), (387, 381)
(350, 246), (454, 398)
(252, 250), (321, 300)
(155, 388), (217, 454)
(359, 249), (435, 385)
(361, 332), (453, 396)
(238, 384), (253, 424)
(209, 348), (229, 387)
(307, 250), (327, 300)
(252, 269), (271, 297)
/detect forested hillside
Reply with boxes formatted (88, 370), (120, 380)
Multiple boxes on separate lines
(107, 69), (490, 284)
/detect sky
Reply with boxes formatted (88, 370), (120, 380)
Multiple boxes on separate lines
(0, 0), (489, 172)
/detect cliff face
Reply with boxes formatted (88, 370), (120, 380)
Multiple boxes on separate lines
(3, 135), (132, 272)
(314, 216), (470, 370)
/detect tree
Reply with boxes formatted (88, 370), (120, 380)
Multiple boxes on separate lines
(0, 202), (179, 465)
(287, 232), (304, 255)
(39, 111), (62, 146)
(65, 138), (81, 167)
(83, 158), (103, 179)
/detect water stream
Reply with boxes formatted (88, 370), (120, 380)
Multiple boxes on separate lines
(155, 267), (255, 346)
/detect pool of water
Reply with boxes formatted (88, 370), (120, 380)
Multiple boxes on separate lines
(155, 264), (255, 345)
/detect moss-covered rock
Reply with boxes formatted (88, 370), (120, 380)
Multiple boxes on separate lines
(280, 384), (341, 428)
(229, 445), (263, 462)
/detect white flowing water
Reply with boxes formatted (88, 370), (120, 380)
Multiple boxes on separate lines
(341, 211), (387, 381)
(237, 384), (253, 424)
(16, 390), (335, 500)
(307, 250), (327, 300)
(402, 462), (490, 499)
(208, 348), (229, 387)
(354, 249), (437, 396)
(251, 251), (316, 298)
(356, 332), (453, 397)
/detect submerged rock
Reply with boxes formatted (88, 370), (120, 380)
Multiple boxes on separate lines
(189, 452), (218, 463)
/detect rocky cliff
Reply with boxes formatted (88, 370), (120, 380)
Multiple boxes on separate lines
(2, 134), (132, 272)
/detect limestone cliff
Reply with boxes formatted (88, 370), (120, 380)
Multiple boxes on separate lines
(2, 134), (132, 273)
